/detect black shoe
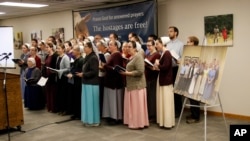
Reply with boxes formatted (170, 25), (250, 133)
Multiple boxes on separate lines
(186, 118), (199, 124)
(175, 113), (180, 118)
(186, 115), (192, 119)
(71, 115), (80, 120)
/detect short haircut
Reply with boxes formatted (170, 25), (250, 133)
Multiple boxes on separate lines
(169, 26), (179, 37)
(189, 36), (199, 45)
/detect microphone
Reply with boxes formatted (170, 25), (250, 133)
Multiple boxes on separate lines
(0, 53), (7, 56)
(0, 52), (12, 56)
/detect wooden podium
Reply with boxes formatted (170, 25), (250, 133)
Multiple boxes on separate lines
(0, 73), (24, 130)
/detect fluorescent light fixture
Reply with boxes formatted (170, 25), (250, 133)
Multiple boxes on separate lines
(0, 2), (48, 8)
(0, 12), (6, 15)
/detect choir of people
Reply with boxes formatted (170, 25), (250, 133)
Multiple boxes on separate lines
(17, 26), (210, 129)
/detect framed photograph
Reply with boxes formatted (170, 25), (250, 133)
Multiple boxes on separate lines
(174, 45), (227, 105)
(52, 27), (65, 42)
(204, 14), (233, 46)
(31, 30), (42, 42)
(14, 32), (23, 50)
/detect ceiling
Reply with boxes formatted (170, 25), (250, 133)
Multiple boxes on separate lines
(0, 0), (144, 20)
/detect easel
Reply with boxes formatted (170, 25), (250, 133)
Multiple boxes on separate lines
(173, 93), (228, 141)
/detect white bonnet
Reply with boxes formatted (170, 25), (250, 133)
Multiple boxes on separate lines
(160, 36), (170, 46)
(25, 43), (30, 49)
(135, 41), (142, 51)
(115, 40), (121, 48)
(100, 39), (108, 48)
(27, 57), (36, 66)
(87, 36), (94, 42)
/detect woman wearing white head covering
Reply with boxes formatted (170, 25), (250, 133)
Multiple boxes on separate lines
(160, 36), (170, 47)
(18, 43), (30, 99)
(102, 39), (124, 124)
(24, 57), (44, 110)
(154, 37), (174, 129)
(121, 40), (149, 129)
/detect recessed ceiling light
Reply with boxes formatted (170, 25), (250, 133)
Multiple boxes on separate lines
(0, 12), (6, 15)
(0, 2), (48, 8)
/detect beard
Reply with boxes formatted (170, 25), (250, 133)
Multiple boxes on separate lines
(169, 35), (175, 40)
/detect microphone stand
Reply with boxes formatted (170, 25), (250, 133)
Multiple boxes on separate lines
(0, 54), (11, 141)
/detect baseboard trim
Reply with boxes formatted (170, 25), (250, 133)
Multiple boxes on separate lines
(206, 110), (250, 121)
(184, 108), (250, 121)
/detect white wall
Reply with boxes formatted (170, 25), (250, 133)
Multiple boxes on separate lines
(0, 0), (249, 116)
(158, 0), (250, 116)
(0, 10), (73, 74)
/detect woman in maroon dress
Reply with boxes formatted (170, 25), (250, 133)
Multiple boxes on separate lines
(144, 40), (161, 122)
(44, 42), (58, 112)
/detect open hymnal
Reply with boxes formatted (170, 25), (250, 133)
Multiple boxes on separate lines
(12, 59), (22, 64)
(46, 67), (64, 78)
(24, 78), (35, 83)
(170, 50), (180, 60)
(113, 65), (126, 72)
(37, 76), (48, 86)
(144, 58), (154, 67)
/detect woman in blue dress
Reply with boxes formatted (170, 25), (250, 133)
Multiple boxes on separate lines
(203, 64), (216, 100)
(77, 41), (100, 126)
(24, 57), (44, 110)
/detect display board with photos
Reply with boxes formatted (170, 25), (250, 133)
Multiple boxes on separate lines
(174, 45), (227, 105)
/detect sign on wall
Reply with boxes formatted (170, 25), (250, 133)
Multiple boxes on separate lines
(73, 0), (156, 42)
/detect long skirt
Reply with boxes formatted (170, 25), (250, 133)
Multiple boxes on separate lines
(20, 71), (26, 99)
(123, 88), (149, 129)
(81, 84), (100, 124)
(24, 85), (45, 110)
(45, 81), (57, 112)
(146, 79), (157, 119)
(102, 87), (124, 120)
(156, 80), (175, 128)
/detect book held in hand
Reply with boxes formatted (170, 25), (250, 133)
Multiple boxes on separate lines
(46, 67), (64, 78)
(12, 59), (22, 64)
(113, 65), (126, 72)
(170, 50), (180, 60)
(99, 53), (106, 63)
(144, 58), (154, 67)
(37, 76), (48, 86)
(23, 78), (36, 85)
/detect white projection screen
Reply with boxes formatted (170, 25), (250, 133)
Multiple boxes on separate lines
(0, 26), (15, 69)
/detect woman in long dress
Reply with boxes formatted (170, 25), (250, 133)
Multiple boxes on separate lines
(18, 44), (30, 99)
(44, 42), (58, 112)
(199, 63), (209, 95)
(77, 41), (100, 126)
(188, 62), (199, 95)
(102, 40), (124, 124)
(154, 38), (175, 128)
(55, 44), (70, 115)
(24, 57), (44, 110)
(96, 39), (110, 118)
(121, 40), (149, 129)
(203, 64), (216, 100)
(145, 40), (160, 121)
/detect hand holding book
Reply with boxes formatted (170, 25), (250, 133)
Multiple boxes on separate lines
(113, 65), (126, 72)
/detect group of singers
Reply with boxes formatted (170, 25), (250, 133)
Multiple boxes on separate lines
(17, 26), (201, 129)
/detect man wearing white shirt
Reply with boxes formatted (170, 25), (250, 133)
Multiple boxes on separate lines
(167, 26), (184, 118)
